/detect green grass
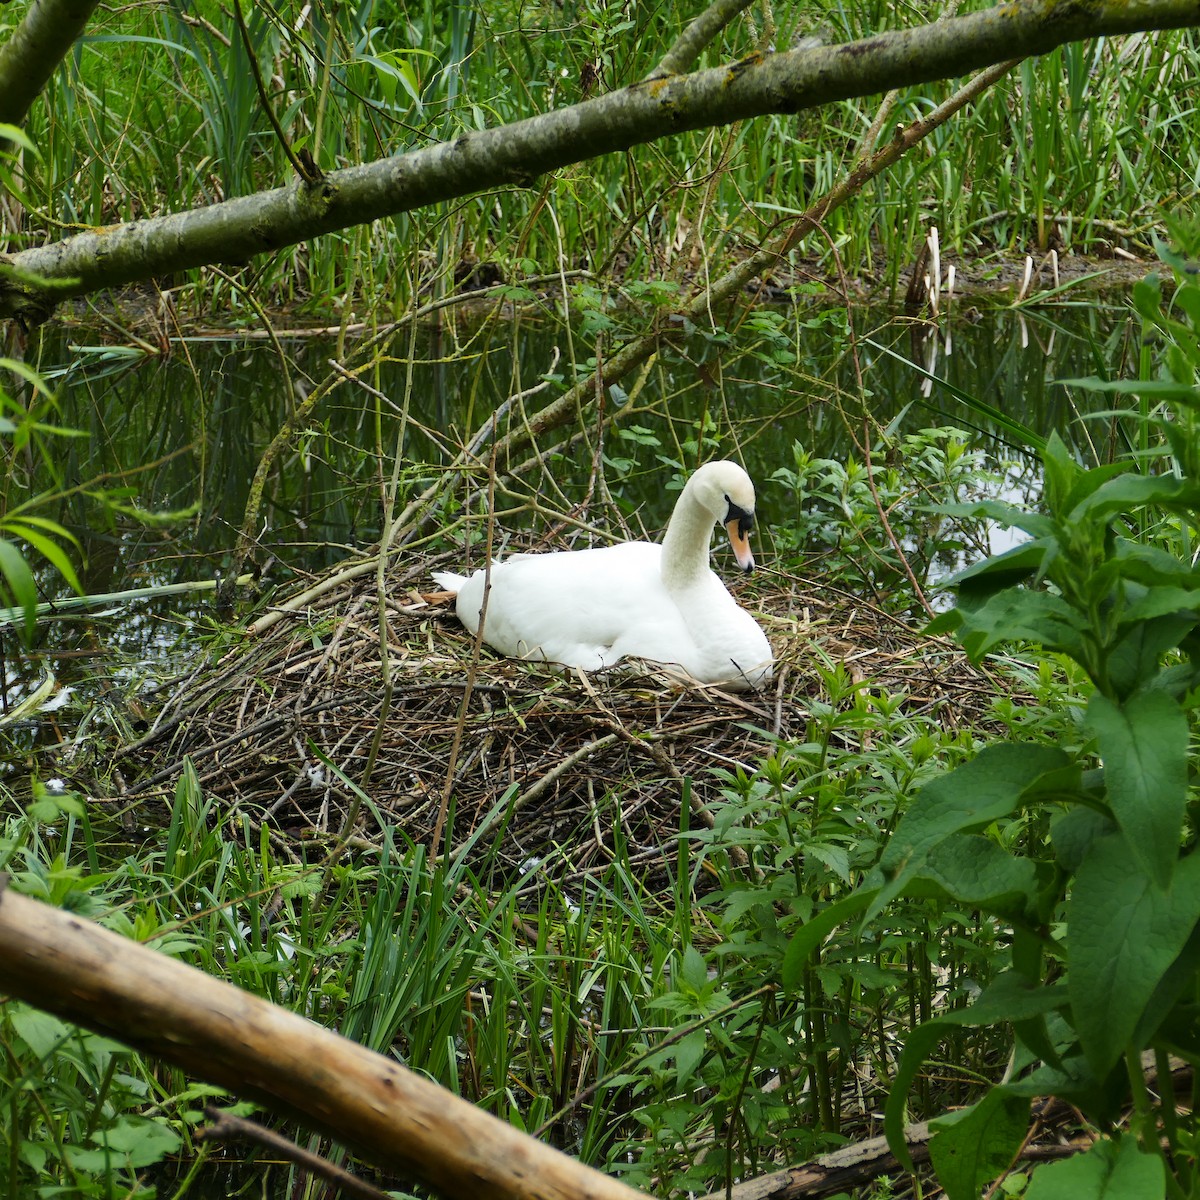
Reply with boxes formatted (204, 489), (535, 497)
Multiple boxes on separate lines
(2, 663), (1017, 1198)
(10, 1), (1200, 318)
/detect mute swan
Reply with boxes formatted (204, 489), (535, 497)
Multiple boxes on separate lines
(432, 460), (773, 689)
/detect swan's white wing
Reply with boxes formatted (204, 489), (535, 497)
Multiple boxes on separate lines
(444, 542), (772, 687)
(450, 543), (671, 668)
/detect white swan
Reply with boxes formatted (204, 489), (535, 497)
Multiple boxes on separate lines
(432, 461), (773, 689)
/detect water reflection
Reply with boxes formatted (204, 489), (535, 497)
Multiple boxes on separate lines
(7, 296), (1140, 704)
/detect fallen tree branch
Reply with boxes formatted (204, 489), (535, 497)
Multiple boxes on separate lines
(694, 1122), (1078, 1200)
(0, 880), (647, 1200)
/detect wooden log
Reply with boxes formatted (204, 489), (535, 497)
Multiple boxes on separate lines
(0, 881), (645, 1200)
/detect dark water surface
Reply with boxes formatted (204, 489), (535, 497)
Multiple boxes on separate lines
(6, 294), (1140, 724)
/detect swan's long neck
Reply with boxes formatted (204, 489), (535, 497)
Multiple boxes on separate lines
(659, 484), (714, 591)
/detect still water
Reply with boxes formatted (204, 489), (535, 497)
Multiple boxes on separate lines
(8, 293), (1143, 711)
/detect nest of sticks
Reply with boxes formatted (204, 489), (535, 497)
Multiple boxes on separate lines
(109, 549), (1003, 880)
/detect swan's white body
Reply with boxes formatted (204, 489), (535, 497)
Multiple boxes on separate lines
(433, 461), (773, 689)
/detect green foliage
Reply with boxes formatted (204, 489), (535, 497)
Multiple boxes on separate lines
(0, 361), (83, 641)
(611, 658), (999, 1192)
(14, 1), (1200, 314)
(771, 427), (1001, 596)
(784, 233), (1200, 1197)
(0, 788), (212, 1198)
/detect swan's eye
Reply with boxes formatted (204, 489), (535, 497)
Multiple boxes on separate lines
(725, 497), (754, 537)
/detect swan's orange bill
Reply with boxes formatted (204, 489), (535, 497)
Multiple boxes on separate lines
(726, 518), (755, 573)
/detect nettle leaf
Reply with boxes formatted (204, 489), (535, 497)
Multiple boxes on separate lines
(1024, 1134), (1164, 1200)
(948, 589), (1087, 663)
(885, 972), (1066, 1169)
(872, 744), (1070, 920)
(1068, 837), (1200, 1077)
(1086, 691), (1186, 887)
(929, 1089), (1030, 1200)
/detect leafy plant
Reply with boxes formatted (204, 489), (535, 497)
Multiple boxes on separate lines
(0, 367), (83, 641)
(781, 232), (1200, 1198)
(770, 427), (1001, 597)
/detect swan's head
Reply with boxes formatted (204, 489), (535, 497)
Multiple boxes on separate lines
(689, 460), (759, 574)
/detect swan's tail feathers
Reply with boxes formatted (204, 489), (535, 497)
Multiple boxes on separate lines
(431, 570), (468, 593)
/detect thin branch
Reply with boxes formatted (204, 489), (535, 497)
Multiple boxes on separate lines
(0, 0), (103, 126)
(649, 0), (758, 79)
(197, 1106), (392, 1200)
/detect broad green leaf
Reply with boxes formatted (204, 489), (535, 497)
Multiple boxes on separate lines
(938, 538), (1054, 603)
(885, 972), (1066, 1168)
(929, 1089), (1030, 1200)
(933, 500), (1056, 540)
(904, 834), (1039, 923)
(1024, 1135), (1164, 1200)
(65, 1116), (182, 1171)
(1041, 431), (1083, 518)
(675, 1028), (706, 1086)
(1130, 921), (1200, 1052)
(1072, 472), (1200, 524)
(1051, 806), (1115, 875)
(1118, 585), (1200, 624)
(951, 589), (1087, 662)
(1062, 462), (1141, 515)
(1003, 1052), (1128, 1127)
(873, 745), (1070, 920)
(1109, 538), (1200, 590)
(9, 1005), (73, 1058)
(1107, 613), (1198, 696)
(1068, 836), (1200, 1076)
(1086, 691), (1185, 886)
(780, 889), (878, 994)
(0, 536), (37, 641)
(679, 943), (707, 991)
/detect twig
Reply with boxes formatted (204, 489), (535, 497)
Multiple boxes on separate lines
(197, 1105), (392, 1200)
(649, 0), (758, 79)
(431, 439), (499, 862)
